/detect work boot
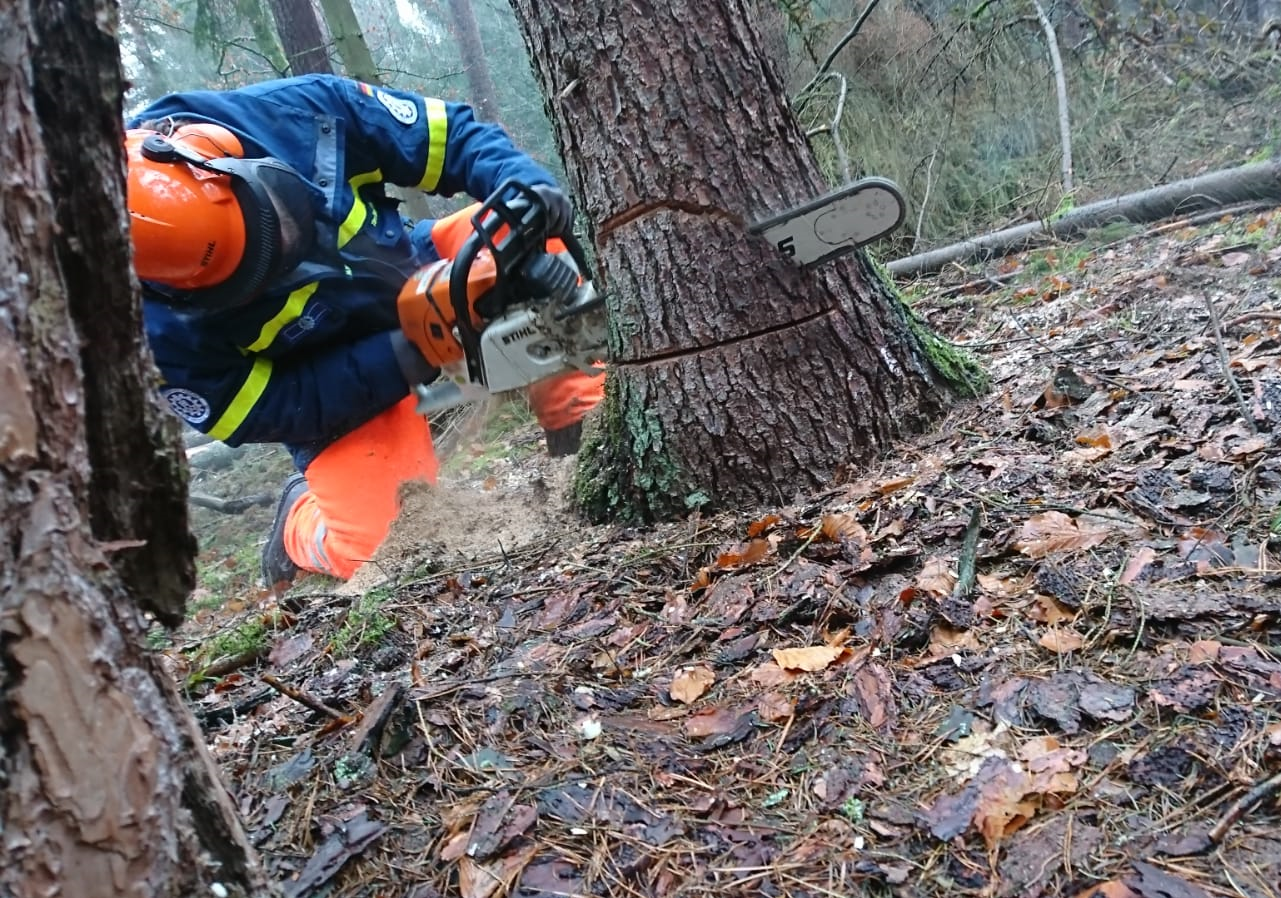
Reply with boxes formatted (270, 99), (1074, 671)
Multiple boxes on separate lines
(544, 421), (584, 457)
(261, 473), (309, 587)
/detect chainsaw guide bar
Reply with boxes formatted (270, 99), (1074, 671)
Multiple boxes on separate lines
(750, 177), (906, 267)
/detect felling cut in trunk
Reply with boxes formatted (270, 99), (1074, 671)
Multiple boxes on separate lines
(508, 0), (983, 522)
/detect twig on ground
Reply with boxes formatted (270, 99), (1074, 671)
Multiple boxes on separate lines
(766, 526), (822, 582)
(1224, 311), (1281, 330)
(349, 683), (406, 759)
(197, 647), (267, 680)
(262, 673), (346, 720)
(1209, 770), (1281, 846)
(1201, 292), (1258, 434)
(189, 492), (274, 514)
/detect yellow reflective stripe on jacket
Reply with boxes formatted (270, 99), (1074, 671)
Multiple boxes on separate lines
(338, 169), (384, 249)
(417, 98), (449, 191)
(244, 282), (320, 353)
(207, 357), (272, 442)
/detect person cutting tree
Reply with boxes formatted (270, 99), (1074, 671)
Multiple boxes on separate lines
(124, 74), (606, 587)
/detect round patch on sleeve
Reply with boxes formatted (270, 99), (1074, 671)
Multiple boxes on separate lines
(375, 88), (419, 125)
(161, 388), (212, 425)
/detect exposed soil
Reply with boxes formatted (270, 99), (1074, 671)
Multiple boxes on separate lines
(170, 209), (1281, 898)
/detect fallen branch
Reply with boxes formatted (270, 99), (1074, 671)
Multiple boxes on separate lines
(189, 492), (274, 514)
(1224, 311), (1281, 330)
(262, 673), (346, 720)
(1210, 769), (1281, 844)
(888, 160), (1281, 278)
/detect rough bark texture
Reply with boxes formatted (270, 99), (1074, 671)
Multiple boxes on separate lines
(0, 0), (273, 895)
(268, 0), (336, 76)
(507, 0), (968, 521)
(33, 0), (198, 627)
(447, 0), (501, 121)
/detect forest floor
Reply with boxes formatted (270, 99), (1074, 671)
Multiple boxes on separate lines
(164, 206), (1281, 898)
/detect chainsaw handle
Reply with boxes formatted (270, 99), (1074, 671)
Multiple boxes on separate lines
(447, 181), (592, 380)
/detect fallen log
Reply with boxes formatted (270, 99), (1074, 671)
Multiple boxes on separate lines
(888, 160), (1281, 278)
(189, 492), (273, 514)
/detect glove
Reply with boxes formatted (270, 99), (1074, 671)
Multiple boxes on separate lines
(531, 183), (573, 236)
(390, 331), (438, 386)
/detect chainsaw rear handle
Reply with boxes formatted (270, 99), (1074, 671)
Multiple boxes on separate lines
(448, 180), (592, 380)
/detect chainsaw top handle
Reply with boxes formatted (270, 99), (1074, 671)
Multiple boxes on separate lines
(448, 179), (590, 380)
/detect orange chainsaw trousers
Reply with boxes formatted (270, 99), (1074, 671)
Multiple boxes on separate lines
(280, 203), (603, 580)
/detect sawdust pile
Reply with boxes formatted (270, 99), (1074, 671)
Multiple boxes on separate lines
(340, 453), (582, 595)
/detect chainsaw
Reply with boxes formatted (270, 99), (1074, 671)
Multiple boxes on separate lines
(397, 177), (907, 415)
(397, 181), (607, 415)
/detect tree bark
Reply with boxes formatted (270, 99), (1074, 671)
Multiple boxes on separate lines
(316, 0), (380, 83)
(267, 0), (335, 75)
(888, 160), (1281, 277)
(447, 0), (501, 121)
(508, 0), (969, 521)
(1, 0), (274, 894)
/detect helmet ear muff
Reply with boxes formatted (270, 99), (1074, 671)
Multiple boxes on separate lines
(189, 162), (284, 313)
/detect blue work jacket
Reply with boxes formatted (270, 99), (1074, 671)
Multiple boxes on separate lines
(131, 74), (556, 470)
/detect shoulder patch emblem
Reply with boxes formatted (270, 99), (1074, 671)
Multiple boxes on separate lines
(374, 88), (419, 125)
(161, 388), (212, 425)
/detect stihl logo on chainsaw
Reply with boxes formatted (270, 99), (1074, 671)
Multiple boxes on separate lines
(501, 325), (538, 346)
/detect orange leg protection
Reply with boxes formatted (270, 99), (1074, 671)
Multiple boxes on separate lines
(527, 370), (605, 432)
(282, 395), (438, 580)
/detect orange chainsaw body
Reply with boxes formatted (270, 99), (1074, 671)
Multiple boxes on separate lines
(396, 251), (499, 369)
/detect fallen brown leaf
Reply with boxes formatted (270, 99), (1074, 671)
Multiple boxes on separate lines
(1072, 881), (1140, 898)
(1119, 546), (1157, 585)
(458, 842), (537, 898)
(916, 556), (957, 597)
(1015, 511), (1111, 558)
(757, 691), (795, 723)
(684, 707), (743, 738)
(669, 665), (715, 704)
(715, 538), (770, 569)
(746, 513), (781, 538)
(1028, 594), (1076, 626)
(750, 662), (802, 688)
(772, 645), (845, 672)
(1038, 629), (1085, 653)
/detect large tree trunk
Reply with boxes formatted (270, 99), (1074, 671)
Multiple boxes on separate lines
(1, 0), (273, 895)
(447, 0), (501, 121)
(508, 0), (972, 521)
(267, 0), (335, 75)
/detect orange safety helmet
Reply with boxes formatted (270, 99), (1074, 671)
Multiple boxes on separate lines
(126, 122), (315, 310)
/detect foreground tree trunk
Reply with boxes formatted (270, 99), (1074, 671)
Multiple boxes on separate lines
(508, 0), (977, 521)
(1, 0), (273, 894)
